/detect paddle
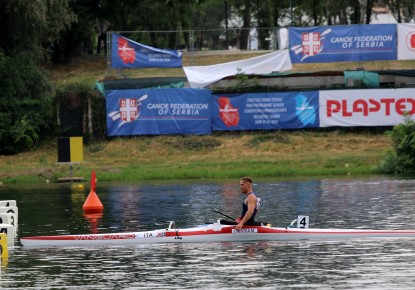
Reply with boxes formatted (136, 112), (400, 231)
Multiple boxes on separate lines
(213, 208), (236, 221)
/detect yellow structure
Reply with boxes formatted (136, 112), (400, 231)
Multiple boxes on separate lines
(57, 137), (84, 163)
(0, 233), (8, 261)
(69, 137), (83, 163)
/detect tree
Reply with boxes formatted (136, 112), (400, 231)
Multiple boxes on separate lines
(0, 0), (74, 154)
(0, 52), (53, 154)
(0, 0), (76, 57)
(388, 0), (415, 23)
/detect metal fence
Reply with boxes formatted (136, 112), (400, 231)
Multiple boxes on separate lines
(107, 27), (288, 68)
(112, 27), (281, 50)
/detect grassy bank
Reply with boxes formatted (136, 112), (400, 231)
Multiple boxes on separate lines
(2, 51), (408, 185)
(0, 130), (392, 184)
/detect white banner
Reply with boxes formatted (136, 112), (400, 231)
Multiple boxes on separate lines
(319, 88), (415, 127)
(183, 50), (292, 88)
(397, 24), (415, 60)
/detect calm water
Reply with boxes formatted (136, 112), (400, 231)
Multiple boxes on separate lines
(1, 177), (415, 289)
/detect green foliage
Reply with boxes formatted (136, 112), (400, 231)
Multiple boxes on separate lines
(379, 116), (415, 174)
(0, 52), (53, 154)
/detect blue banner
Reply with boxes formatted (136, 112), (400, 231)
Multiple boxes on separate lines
(213, 91), (319, 131)
(106, 88), (212, 136)
(289, 24), (397, 63)
(111, 34), (182, 68)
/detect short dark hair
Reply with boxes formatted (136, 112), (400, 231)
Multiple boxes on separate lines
(240, 176), (252, 183)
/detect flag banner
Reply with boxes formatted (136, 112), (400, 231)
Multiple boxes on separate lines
(183, 50), (292, 88)
(111, 33), (182, 68)
(212, 91), (319, 131)
(106, 88), (212, 136)
(319, 88), (415, 127)
(397, 24), (415, 60)
(289, 24), (397, 63)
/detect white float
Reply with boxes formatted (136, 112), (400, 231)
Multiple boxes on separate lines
(0, 200), (16, 208)
(0, 207), (18, 228)
(0, 224), (15, 246)
(0, 201), (18, 248)
(0, 213), (16, 228)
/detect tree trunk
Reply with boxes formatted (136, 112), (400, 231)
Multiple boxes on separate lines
(240, 0), (252, 50)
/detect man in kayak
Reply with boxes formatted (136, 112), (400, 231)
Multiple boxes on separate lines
(235, 176), (260, 230)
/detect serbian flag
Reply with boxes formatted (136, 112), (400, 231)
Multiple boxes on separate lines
(111, 33), (182, 68)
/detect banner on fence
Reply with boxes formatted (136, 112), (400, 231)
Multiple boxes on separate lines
(212, 91), (319, 131)
(183, 50), (292, 88)
(111, 34), (182, 69)
(397, 24), (415, 60)
(289, 24), (397, 63)
(106, 88), (212, 136)
(319, 88), (415, 127)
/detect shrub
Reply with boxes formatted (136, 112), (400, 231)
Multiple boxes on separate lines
(379, 116), (415, 174)
(0, 52), (53, 154)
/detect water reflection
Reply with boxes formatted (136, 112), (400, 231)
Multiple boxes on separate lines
(1, 177), (415, 289)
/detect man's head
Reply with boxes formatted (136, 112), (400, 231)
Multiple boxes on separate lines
(240, 176), (253, 194)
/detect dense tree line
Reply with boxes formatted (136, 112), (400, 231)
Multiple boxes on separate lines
(1, 0), (415, 154)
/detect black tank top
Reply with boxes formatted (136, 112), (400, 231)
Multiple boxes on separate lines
(240, 192), (258, 223)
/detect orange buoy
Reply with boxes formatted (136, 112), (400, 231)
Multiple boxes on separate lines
(82, 170), (103, 213)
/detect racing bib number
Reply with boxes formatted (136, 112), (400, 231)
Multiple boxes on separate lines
(297, 215), (309, 229)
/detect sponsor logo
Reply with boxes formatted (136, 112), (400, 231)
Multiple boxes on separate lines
(302, 32), (321, 56)
(108, 94), (148, 127)
(406, 32), (415, 51)
(295, 93), (316, 126)
(326, 98), (415, 117)
(291, 28), (331, 61)
(118, 37), (136, 64)
(74, 234), (136, 240)
(218, 96), (239, 127)
(120, 98), (138, 122)
(232, 228), (258, 234)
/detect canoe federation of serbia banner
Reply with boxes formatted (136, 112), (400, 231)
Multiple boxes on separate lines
(319, 88), (415, 127)
(289, 24), (397, 63)
(212, 91), (319, 131)
(111, 33), (182, 68)
(106, 88), (212, 136)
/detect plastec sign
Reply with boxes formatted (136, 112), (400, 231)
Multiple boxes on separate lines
(397, 24), (415, 60)
(319, 89), (415, 127)
(213, 91), (319, 131)
(289, 24), (397, 63)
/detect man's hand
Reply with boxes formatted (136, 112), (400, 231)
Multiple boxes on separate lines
(235, 222), (244, 230)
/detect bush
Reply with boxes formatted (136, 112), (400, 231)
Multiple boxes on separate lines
(379, 116), (415, 174)
(0, 52), (53, 154)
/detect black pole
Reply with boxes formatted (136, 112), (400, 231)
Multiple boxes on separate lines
(225, 0), (229, 49)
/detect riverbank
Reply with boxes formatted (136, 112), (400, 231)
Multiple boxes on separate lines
(2, 52), (407, 185)
(0, 130), (392, 184)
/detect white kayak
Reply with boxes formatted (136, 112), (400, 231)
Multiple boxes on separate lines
(20, 220), (415, 247)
